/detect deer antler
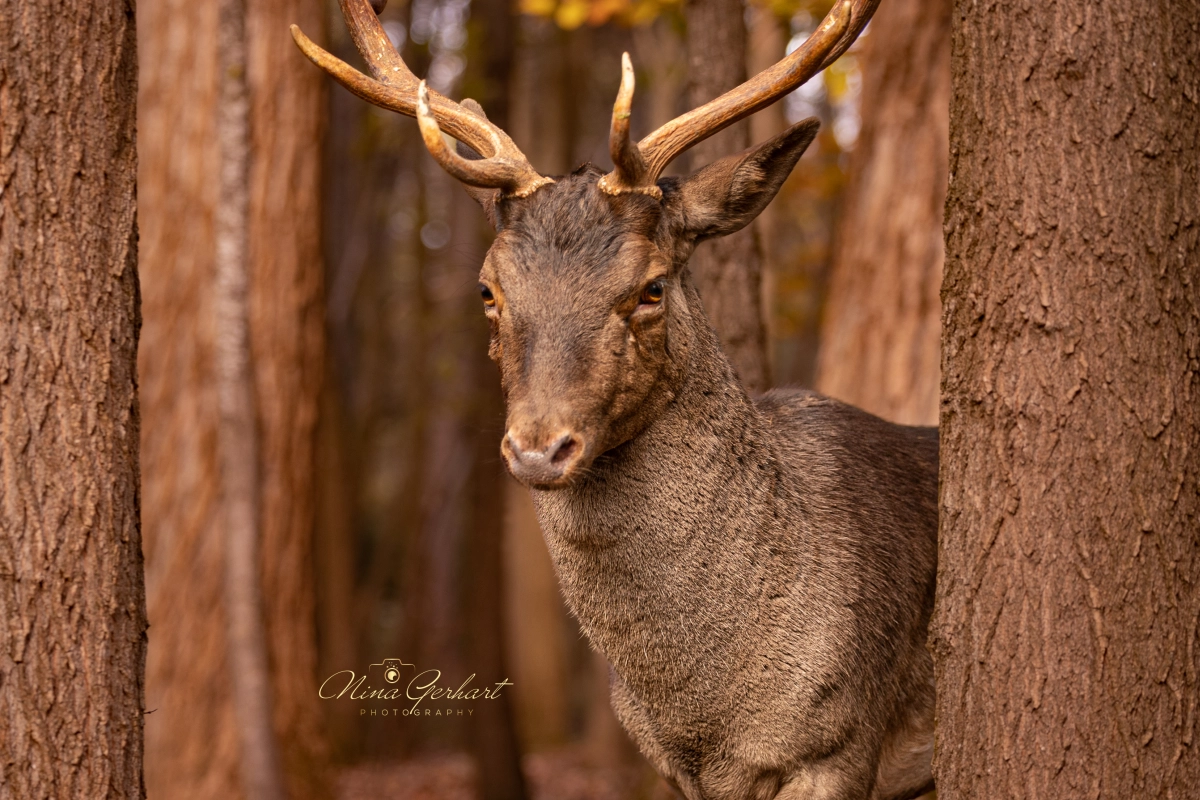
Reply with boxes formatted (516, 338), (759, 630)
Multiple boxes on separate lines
(601, 53), (659, 198)
(599, 0), (879, 196)
(290, 0), (551, 198)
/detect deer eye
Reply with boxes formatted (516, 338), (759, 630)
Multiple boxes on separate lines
(639, 280), (664, 305)
(480, 284), (496, 307)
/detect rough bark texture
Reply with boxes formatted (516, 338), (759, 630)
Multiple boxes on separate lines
(138, 0), (329, 797)
(933, 2), (1200, 797)
(0, 3), (145, 798)
(685, 0), (770, 392)
(815, 0), (949, 426)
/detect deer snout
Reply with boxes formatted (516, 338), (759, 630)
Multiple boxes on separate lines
(502, 430), (583, 487)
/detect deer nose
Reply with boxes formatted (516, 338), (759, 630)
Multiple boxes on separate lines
(503, 431), (582, 486)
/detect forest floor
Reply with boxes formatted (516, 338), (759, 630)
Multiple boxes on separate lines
(336, 749), (677, 800)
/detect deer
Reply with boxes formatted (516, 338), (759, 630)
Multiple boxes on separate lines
(293, 1), (936, 797)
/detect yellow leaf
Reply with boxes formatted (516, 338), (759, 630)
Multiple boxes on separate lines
(555, 0), (590, 29)
(520, 0), (557, 17)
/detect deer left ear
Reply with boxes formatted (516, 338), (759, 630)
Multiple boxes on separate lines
(456, 98), (501, 229)
(670, 118), (819, 241)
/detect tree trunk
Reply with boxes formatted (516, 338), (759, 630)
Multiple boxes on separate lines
(465, 322), (529, 800)
(745, 4), (788, 379)
(505, 13), (580, 756)
(137, 0), (330, 797)
(214, 1), (286, 798)
(814, 0), (949, 426)
(462, 6), (529, 792)
(933, 2), (1200, 797)
(313, 366), (361, 760)
(684, 0), (770, 393)
(0, 4), (145, 798)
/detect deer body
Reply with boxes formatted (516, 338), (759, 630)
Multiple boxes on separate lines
(295, 2), (934, 797)
(530, 271), (937, 800)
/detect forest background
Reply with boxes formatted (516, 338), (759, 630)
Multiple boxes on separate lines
(15, 0), (1197, 797)
(135, 0), (945, 797)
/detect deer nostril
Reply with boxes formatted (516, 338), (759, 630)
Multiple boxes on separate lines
(503, 430), (583, 485)
(548, 434), (579, 465)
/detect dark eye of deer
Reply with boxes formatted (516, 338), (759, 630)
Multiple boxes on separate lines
(480, 284), (496, 307)
(639, 281), (664, 305)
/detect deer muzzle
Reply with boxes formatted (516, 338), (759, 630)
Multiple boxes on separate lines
(502, 429), (584, 487)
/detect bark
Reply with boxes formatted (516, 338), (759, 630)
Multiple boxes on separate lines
(0, 3), (145, 798)
(137, 0), (330, 797)
(685, 0), (769, 392)
(933, 2), (1200, 797)
(814, 0), (949, 426)
(214, 1), (286, 798)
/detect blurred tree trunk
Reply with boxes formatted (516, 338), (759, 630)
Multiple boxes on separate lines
(137, 0), (330, 797)
(463, 6), (529, 796)
(214, 1), (286, 798)
(505, 13), (576, 755)
(313, 368), (361, 759)
(317, 0), (432, 761)
(0, 4), (146, 798)
(632, 16), (686, 135)
(685, 0), (770, 392)
(745, 4), (788, 375)
(814, 0), (950, 426)
(933, 1), (1200, 797)
(464, 265), (529, 800)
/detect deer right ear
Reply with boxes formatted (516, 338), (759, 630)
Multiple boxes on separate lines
(671, 118), (820, 242)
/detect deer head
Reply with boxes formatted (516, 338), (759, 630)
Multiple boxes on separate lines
(292, 0), (878, 488)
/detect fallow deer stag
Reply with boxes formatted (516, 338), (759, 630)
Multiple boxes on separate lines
(293, 2), (936, 797)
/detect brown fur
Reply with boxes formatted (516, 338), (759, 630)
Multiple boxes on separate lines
(475, 121), (937, 800)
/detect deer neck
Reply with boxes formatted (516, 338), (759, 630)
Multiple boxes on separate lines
(529, 282), (784, 706)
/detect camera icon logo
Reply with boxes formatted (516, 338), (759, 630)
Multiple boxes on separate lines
(369, 657), (413, 685)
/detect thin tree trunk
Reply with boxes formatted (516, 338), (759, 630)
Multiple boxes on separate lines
(933, 2), (1200, 796)
(684, 0), (769, 392)
(465, 332), (529, 800)
(214, 1), (286, 798)
(137, 0), (330, 796)
(814, 0), (949, 426)
(314, 367), (361, 759)
(0, 4), (145, 797)
(746, 4), (788, 377)
(464, 5), (529, 792)
(505, 12), (577, 755)
(246, 2), (330, 791)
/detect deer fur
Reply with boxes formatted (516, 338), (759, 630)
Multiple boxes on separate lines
(474, 122), (938, 800)
(293, 0), (929, 794)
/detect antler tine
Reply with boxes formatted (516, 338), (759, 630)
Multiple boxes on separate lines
(335, 0), (413, 86)
(416, 83), (553, 197)
(602, 0), (878, 194)
(290, 0), (552, 197)
(597, 53), (660, 199)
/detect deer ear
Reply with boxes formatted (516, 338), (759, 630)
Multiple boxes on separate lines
(672, 118), (819, 241)
(456, 98), (501, 229)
